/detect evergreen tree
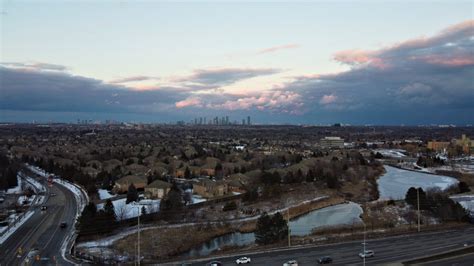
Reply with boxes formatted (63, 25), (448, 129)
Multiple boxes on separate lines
(104, 199), (116, 222)
(160, 183), (183, 211)
(184, 166), (191, 179)
(126, 183), (139, 204)
(459, 181), (471, 193)
(77, 202), (97, 233)
(141, 205), (147, 216)
(255, 212), (288, 245)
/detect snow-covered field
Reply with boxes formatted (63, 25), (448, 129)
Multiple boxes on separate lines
(97, 198), (161, 220)
(375, 149), (407, 158)
(98, 189), (115, 200)
(378, 165), (459, 200)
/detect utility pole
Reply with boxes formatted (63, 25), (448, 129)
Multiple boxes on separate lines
(363, 212), (366, 266)
(287, 204), (291, 247)
(417, 188), (420, 232)
(137, 206), (141, 266)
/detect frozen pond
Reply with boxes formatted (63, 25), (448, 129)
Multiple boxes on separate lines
(378, 166), (459, 200)
(182, 202), (362, 257)
(290, 202), (362, 236)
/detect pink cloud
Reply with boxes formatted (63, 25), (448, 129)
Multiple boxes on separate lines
(109, 76), (157, 84)
(333, 50), (389, 69)
(333, 20), (473, 70)
(320, 94), (337, 105)
(208, 90), (304, 114)
(257, 44), (300, 54)
(175, 97), (202, 108)
(414, 55), (474, 67)
(333, 49), (373, 65)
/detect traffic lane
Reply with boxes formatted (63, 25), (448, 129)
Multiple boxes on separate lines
(193, 227), (474, 266)
(16, 184), (65, 264)
(0, 175), (54, 265)
(0, 204), (61, 266)
(35, 183), (78, 265)
(0, 209), (42, 265)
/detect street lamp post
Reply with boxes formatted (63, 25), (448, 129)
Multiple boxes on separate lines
(417, 187), (420, 232)
(134, 205), (141, 266)
(286, 199), (291, 247)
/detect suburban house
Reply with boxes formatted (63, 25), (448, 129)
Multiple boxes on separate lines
(113, 175), (147, 193)
(145, 180), (172, 199)
(226, 173), (249, 193)
(193, 179), (228, 198)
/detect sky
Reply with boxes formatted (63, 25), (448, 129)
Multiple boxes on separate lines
(1, 0), (473, 125)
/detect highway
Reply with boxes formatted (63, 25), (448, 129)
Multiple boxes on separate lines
(185, 226), (474, 266)
(0, 175), (78, 266)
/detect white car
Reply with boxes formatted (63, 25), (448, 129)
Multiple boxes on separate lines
(359, 250), (375, 258)
(283, 260), (298, 266)
(236, 257), (251, 264)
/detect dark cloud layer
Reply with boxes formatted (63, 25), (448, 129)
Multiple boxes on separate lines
(0, 67), (183, 115)
(178, 68), (281, 87)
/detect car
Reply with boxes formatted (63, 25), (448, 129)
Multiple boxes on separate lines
(60, 222), (67, 228)
(283, 260), (298, 266)
(206, 261), (223, 266)
(50, 193), (57, 197)
(317, 256), (333, 264)
(359, 250), (375, 258)
(236, 256), (251, 264)
(40, 206), (47, 211)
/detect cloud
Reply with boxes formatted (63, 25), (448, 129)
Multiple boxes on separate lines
(279, 20), (474, 123)
(109, 76), (158, 84)
(398, 83), (432, 96)
(1, 62), (69, 71)
(177, 67), (281, 87)
(319, 94), (337, 105)
(0, 66), (184, 114)
(257, 44), (300, 54)
(174, 90), (304, 114)
(1, 20), (473, 125)
(175, 97), (202, 108)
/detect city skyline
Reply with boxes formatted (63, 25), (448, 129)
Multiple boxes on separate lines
(1, 1), (473, 124)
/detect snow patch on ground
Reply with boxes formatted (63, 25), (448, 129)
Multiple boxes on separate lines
(192, 195), (207, 204)
(23, 174), (46, 193)
(97, 198), (161, 220)
(98, 189), (115, 200)
(375, 149), (407, 158)
(0, 211), (34, 244)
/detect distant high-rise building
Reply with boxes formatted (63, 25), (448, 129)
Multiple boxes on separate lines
(225, 116), (229, 125)
(242, 119), (246, 125)
(247, 116), (251, 125)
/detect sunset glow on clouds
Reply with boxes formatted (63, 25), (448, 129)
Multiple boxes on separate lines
(1, 1), (473, 124)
